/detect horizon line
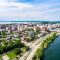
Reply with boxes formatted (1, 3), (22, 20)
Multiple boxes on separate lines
(0, 21), (60, 22)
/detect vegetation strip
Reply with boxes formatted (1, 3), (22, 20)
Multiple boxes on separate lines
(32, 33), (58, 60)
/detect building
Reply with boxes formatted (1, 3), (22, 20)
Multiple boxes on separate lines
(18, 24), (24, 32)
(1, 29), (6, 32)
(38, 33), (43, 37)
(56, 23), (60, 28)
(0, 25), (6, 30)
(53, 24), (57, 28)
(28, 31), (35, 38)
(48, 25), (54, 30)
(21, 36), (26, 40)
(9, 26), (12, 30)
(28, 22), (32, 25)
(33, 26), (40, 32)
(12, 26), (17, 30)
(33, 26), (37, 32)
(42, 26), (47, 33)
(21, 24), (25, 28)
(8, 30), (11, 33)
(18, 25), (20, 32)
(20, 26), (24, 31)
(6, 27), (9, 31)
(14, 34), (19, 38)
(25, 25), (28, 28)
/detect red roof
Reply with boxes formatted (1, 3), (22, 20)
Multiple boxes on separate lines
(21, 36), (26, 40)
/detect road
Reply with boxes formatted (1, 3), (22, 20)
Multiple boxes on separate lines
(26, 32), (54, 60)
(19, 32), (54, 60)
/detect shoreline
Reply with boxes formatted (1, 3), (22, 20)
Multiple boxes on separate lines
(41, 34), (58, 60)
(32, 33), (58, 60)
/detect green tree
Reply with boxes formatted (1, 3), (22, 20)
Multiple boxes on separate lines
(0, 31), (1, 35)
(36, 49), (43, 59)
(32, 55), (36, 60)
(14, 48), (21, 55)
(2, 31), (6, 36)
(3, 42), (8, 45)
(26, 46), (29, 51)
(40, 43), (44, 51)
(10, 36), (12, 39)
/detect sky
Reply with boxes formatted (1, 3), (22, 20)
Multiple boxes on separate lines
(0, 0), (60, 21)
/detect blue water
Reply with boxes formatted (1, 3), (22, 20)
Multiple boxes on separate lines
(0, 21), (60, 22)
(42, 35), (60, 60)
(0, 21), (47, 24)
(0, 21), (60, 24)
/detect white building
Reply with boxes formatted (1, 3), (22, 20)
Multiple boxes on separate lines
(53, 24), (57, 28)
(56, 23), (60, 27)
(6, 27), (9, 30)
(38, 33), (43, 37)
(1, 29), (6, 32)
(20, 26), (24, 31)
(18, 25), (24, 32)
(14, 34), (19, 38)
(12, 26), (16, 30)
(37, 24), (40, 27)
(48, 25), (53, 30)
(29, 22), (32, 25)
(33, 26), (37, 32)
(18, 25), (20, 32)
(25, 25), (27, 28)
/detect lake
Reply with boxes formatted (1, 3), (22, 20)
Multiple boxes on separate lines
(42, 35), (60, 60)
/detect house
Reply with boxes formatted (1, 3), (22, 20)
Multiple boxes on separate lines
(21, 36), (26, 40)
(14, 32), (19, 38)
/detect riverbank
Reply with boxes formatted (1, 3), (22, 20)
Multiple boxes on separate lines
(42, 35), (60, 60)
(32, 33), (58, 60)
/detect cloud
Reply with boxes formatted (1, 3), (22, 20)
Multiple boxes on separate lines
(0, 0), (60, 21)
(0, 0), (33, 11)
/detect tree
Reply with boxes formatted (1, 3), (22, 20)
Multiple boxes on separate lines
(3, 42), (8, 45)
(0, 44), (2, 47)
(26, 46), (29, 51)
(14, 48), (21, 55)
(2, 39), (6, 42)
(18, 31), (22, 34)
(2, 31), (6, 36)
(0, 31), (1, 35)
(36, 49), (43, 59)
(44, 42), (48, 48)
(0, 41), (24, 54)
(0, 36), (2, 38)
(40, 43), (44, 51)
(16, 57), (19, 60)
(10, 36), (12, 39)
(25, 38), (29, 41)
(32, 55), (36, 60)
(35, 30), (40, 35)
(18, 36), (21, 42)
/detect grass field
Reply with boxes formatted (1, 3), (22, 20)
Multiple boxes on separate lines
(6, 51), (17, 60)
(0, 51), (17, 60)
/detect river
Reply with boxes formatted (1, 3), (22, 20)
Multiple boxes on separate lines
(42, 35), (60, 60)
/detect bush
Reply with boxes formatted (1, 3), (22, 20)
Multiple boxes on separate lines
(25, 46), (29, 51)
(32, 55), (36, 60)
(3, 42), (8, 45)
(36, 49), (43, 59)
